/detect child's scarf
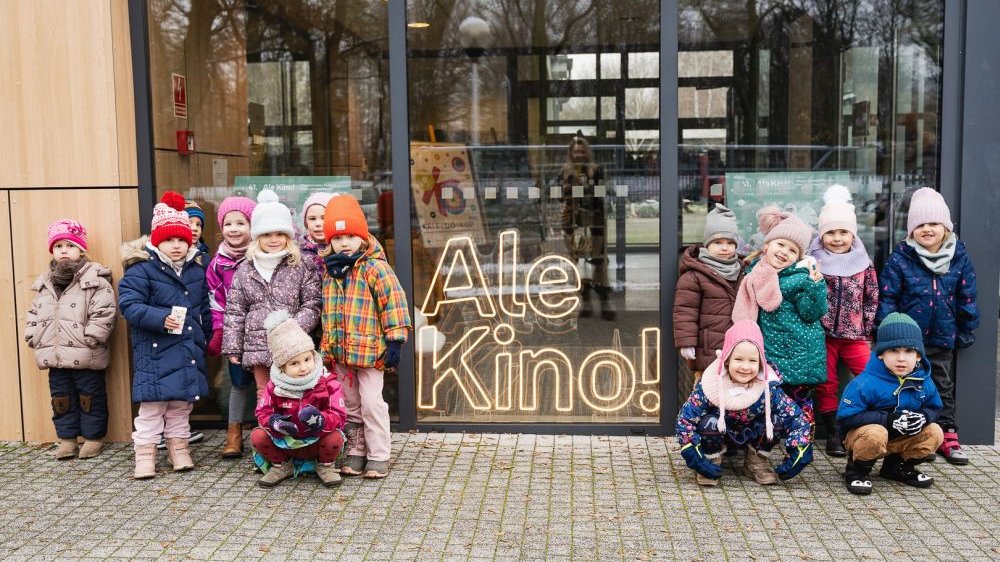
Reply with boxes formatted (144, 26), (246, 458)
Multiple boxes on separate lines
(253, 249), (288, 282)
(697, 248), (741, 281)
(731, 261), (782, 322)
(270, 355), (322, 399)
(324, 251), (363, 278)
(807, 236), (871, 277)
(906, 233), (957, 275)
(218, 240), (248, 262)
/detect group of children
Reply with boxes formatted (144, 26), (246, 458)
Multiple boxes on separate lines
(28, 189), (411, 487)
(675, 186), (979, 494)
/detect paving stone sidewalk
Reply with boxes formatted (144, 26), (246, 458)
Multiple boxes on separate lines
(1, 428), (999, 562)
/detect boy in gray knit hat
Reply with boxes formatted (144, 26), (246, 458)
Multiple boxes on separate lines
(673, 204), (743, 381)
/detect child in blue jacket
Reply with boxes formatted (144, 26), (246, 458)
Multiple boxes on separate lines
(677, 320), (813, 487)
(837, 313), (944, 495)
(877, 187), (979, 464)
(119, 191), (212, 480)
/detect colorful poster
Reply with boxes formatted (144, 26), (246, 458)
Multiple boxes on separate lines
(410, 143), (487, 248)
(724, 171), (852, 252)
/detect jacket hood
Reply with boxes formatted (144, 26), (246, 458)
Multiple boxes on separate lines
(678, 245), (739, 279)
(121, 236), (151, 267)
(363, 235), (388, 263)
(31, 260), (112, 292)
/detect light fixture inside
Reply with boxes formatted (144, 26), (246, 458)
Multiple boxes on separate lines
(408, 22), (430, 28)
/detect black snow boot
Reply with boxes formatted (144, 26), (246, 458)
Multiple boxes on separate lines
(821, 412), (846, 457)
(844, 455), (876, 495)
(879, 454), (934, 488)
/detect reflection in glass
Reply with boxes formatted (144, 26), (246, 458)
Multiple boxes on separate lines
(407, 0), (661, 424)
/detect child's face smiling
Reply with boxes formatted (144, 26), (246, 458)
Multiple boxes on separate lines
(221, 211), (250, 247)
(158, 237), (190, 261)
(706, 238), (737, 260)
(282, 351), (315, 378)
(259, 232), (289, 253)
(821, 229), (853, 254)
(189, 217), (203, 242)
(727, 341), (761, 384)
(911, 222), (947, 253)
(330, 234), (364, 255)
(304, 204), (326, 244)
(51, 240), (82, 262)
(763, 238), (800, 269)
(879, 347), (919, 376)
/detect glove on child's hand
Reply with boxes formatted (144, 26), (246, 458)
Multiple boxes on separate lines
(887, 411), (910, 438)
(298, 405), (325, 432)
(384, 340), (403, 369)
(900, 410), (927, 435)
(956, 333), (975, 348)
(775, 444), (813, 480)
(269, 414), (298, 437)
(680, 347), (697, 361)
(680, 443), (723, 480)
(207, 331), (223, 356)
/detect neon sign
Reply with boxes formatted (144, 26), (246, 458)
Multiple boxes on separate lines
(417, 229), (660, 416)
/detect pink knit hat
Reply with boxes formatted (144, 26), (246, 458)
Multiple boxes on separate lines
(48, 219), (88, 252)
(715, 320), (775, 440)
(216, 196), (257, 229)
(906, 187), (953, 235)
(301, 192), (335, 226)
(150, 191), (193, 247)
(758, 205), (814, 254)
(818, 184), (858, 236)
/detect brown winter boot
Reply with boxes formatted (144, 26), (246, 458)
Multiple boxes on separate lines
(315, 462), (343, 487)
(744, 446), (779, 485)
(695, 452), (722, 486)
(221, 423), (243, 459)
(134, 443), (157, 479)
(78, 439), (104, 459)
(54, 438), (78, 460)
(166, 438), (195, 472)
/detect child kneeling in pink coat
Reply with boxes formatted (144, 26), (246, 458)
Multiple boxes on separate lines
(251, 310), (347, 488)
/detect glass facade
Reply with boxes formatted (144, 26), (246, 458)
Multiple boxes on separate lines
(143, 0), (946, 430)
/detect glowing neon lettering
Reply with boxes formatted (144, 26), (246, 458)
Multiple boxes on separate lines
(420, 236), (497, 318)
(416, 325), (492, 410)
(518, 349), (574, 412)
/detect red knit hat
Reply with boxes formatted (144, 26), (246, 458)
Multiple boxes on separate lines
(150, 191), (193, 247)
(323, 194), (369, 242)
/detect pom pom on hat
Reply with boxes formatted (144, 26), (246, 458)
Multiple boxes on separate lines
(250, 189), (295, 240)
(264, 309), (315, 368)
(758, 205), (813, 254)
(150, 191), (193, 247)
(48, 219), (88, 253)
(906, 187), (953, 235)
(818, 184), (858, 236)
(216, 196), (256, 229)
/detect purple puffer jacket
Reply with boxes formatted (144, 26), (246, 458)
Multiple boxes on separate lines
(206, 249), (244, 334)
(221, 256), (322, 367)
(300, 235), (326, 275)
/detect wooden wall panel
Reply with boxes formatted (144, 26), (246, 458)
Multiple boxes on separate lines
(0, 1), (121, 188)
(11, 189), (139, 442)
(0, 192), (25, 441)
(112, 0), (138, 187)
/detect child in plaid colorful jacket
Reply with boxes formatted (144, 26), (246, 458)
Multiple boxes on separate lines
(320, 194), (411, 479)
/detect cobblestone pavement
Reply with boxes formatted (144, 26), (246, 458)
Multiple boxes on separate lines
(1, 428), (999, 561)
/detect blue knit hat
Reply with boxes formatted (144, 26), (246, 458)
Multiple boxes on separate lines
(874, 313), (925, 357)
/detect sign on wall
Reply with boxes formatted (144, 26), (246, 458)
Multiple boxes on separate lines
(410, 143), (488, 248)
(171, 73), (187, 118)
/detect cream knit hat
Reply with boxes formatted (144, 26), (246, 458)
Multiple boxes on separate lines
(264, 310), (314, 368)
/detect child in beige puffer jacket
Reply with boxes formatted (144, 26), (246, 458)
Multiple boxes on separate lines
(25, 220), (117, 460)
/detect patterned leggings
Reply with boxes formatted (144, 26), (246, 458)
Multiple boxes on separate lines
(782, 384), (816, 436)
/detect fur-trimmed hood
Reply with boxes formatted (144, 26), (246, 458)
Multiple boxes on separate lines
(121, 235), (203, 268)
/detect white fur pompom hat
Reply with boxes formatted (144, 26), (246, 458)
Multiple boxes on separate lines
(251, 189), (295, 240)
(818, 184), (858, 236)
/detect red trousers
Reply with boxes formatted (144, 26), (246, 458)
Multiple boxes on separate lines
(817, 337), (870, 414)
(250, 427), (343, 464)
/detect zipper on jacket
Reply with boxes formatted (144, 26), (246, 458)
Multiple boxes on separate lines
(832, 277), (843, 335)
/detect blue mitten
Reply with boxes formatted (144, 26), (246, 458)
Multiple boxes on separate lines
(269, 414), (298, 437)
(384, 340), (403, 369)
(679, 443), (723, 480)
(775, 444), (813, 480)
(299, 405), (325, 432)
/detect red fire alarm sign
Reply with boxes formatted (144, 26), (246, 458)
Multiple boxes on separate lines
(172, 73), (187, 118)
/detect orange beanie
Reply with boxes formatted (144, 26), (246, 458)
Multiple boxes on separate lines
(323, 194), (369, 242)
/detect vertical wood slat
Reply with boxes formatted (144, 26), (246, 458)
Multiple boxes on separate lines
(0, 192), (25, 441)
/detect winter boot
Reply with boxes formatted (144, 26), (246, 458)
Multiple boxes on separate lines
(937, 430), (969, 465)
(743, 446), (779, 485)
(165, 438), (194, 472)
(54, 438), (78, 460)
(695, 452), (722, 486)
(221, 423), (243, 459)
(821, 412), (846, 457)
(843, 455), (876, 495)
(340, 422), (367, 475)
(880, 454), (934, 488)
(78, 439), (104, 459)
(258, 462), (294, 488)
(316, 462), (343, 487)
(363, 459), (390, 479)
(133, 443), (157, 480)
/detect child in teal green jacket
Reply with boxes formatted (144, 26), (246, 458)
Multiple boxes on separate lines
(733, 206), (828, 432)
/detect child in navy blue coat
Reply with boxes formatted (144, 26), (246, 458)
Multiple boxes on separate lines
(119, 191), (212, 480)
(877, 188), (978, 464)
(837, 313), (944, 495)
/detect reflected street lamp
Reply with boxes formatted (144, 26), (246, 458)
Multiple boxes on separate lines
(458, 16), (491, 145)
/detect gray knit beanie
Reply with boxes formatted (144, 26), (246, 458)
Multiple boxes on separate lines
(703, 203), (739, 246)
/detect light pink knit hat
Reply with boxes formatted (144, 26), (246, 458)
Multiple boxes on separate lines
(216, 196), (257, 229)
(47, 219), (88, 252)
(906, 187), (953, 235)
(301, 192), (335, 226)
(818, 184), (858, 236)
(715, 320), (774, 440)
(758, 205), (814, 254)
